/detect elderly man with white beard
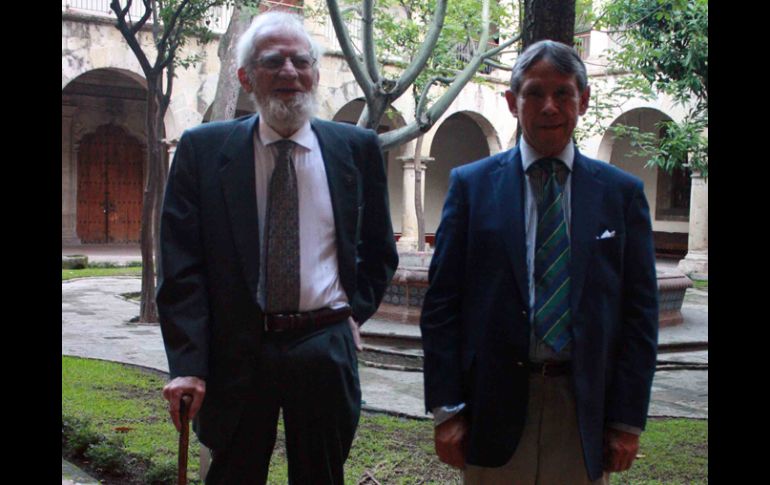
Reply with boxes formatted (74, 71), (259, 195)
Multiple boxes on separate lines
(156, 11), (399, 485)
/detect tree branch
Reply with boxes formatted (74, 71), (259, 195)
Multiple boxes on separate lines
(380, 0), (499, 150)
(110, 0), (152, 35)
(156, 0), (192, 62)
(357, 104), (370, 127)
(163, 60), (175, 111)
(415, 75), (454, 124)
(481, 33), (521, 59)
(390, 0), (448, 99)
(379, 121), (425, 151)
(110, 0), (154, 75)
(326, 0), (374, 102)
(130, 0), (153, 34)
(483, 58), (511, 71)
(151, 0), (161, 44)
(362, 0), (380, 84)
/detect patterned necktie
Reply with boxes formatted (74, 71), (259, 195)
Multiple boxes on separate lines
(529, 158), (572, 352)
(265, 139), (300, 314)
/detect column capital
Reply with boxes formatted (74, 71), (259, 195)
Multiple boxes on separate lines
(397, 156), (434, 171)
(689, 169), (707, 181)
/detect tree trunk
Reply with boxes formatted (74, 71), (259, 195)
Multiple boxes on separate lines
(522, 0), (576, 49)
(516, 0), (577, 144)
(210, 2), (254, 121)
(359, 97), (388, 131)
(139, 75), (166, 323)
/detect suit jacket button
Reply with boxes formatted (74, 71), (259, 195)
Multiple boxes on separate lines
(516, 361), (525, 367)
(521, 311), (527, 317)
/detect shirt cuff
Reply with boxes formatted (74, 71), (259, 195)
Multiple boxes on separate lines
(608, 422), (643, 436)
(432, 403), (466, 426)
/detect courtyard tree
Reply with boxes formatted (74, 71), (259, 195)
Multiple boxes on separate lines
(320, 0), (520, 249)
(598, 0), (708, 177)
(324, 0), (521, 151)
(208, 0), (267, 121)
(110, 0), (231, 322)
(323, 0), (588, 247)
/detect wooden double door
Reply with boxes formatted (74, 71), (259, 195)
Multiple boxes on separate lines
(77, 124), (144, 244)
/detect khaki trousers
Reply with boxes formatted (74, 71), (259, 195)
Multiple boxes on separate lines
(464, 373), (609, 485)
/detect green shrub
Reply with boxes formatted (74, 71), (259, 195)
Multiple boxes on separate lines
(62, 416), (102, 458)
(84, 439), (126, 474)
(145, 458), (177, 484)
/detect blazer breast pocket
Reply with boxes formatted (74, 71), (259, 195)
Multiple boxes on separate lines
(591, 232), (624, 273)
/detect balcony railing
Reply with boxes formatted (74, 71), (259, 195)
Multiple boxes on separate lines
(574, 31), (591, 60)
(456, 39), (500, 75)
(62, 0), (234, 34)
(323, 15), (364, 54)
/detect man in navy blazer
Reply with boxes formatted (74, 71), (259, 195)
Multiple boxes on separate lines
(157, 12), (398, 484)
(421, 40), (658, 483)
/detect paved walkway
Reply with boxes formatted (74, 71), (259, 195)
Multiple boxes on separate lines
(62, 275), (707, 420)
(62, 263), (707, 482)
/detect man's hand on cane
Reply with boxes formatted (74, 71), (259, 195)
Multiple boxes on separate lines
(163, 376), (206, 431)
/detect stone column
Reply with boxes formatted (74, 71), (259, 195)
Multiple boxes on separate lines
(165, 138), (179, 170)
(62, 104), (81, 245)
(396, 156), (433, 252)
(678, 171), (708, 277)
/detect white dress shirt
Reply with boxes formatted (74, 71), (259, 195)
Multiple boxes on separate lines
(253, 119), (349, 312)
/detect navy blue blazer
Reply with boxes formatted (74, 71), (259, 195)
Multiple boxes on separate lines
(420, 145), (658, 480)
(157, 115), (399, 450)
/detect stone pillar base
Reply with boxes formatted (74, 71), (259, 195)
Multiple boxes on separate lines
(397, 237), (419, 252)
(678, 250), (708, 279)
(62, 236), (82, 246)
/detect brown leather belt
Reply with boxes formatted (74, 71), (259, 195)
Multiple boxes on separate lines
(264, 305), (352, 333)
(529, 360), (571, 377)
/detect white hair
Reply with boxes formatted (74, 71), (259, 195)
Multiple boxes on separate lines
(235, 11), (323, 72)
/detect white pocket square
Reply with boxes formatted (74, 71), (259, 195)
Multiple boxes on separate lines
(597, 229), (616, 240)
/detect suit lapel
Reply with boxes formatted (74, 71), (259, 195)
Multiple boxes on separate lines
(311, 119), (360, 300)
(218, 115), (261, 302)
(569, 151), (604, 316)
(491, 147), (530, 307)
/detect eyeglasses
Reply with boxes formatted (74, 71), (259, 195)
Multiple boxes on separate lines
(255, 53), (316, 71)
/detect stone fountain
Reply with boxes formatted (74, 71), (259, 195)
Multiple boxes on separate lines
(375, 250), (693, 327)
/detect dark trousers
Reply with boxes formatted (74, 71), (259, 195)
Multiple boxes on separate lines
(205, 320), (361, 485)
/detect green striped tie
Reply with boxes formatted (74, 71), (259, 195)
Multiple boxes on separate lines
(530, 158), (571, 352)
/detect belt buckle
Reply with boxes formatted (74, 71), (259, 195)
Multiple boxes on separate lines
(541, 361), (554, 377)
(266, 313), (289, 333)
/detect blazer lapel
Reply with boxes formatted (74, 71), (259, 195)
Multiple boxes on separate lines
(569, 151), (604, 316)
(491, 147), (530, 307)
(310, 119), (360, 300)
(218, 115), (262, 302)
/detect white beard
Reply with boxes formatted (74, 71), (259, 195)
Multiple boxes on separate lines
(253, 87), (318, 135)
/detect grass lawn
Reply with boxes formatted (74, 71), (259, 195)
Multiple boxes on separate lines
(62, 356), (707, 484)
(692, 279), (708, 290)
(62, 266), (143, 281)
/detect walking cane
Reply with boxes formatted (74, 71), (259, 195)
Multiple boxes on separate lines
(178, 394), (193, 485)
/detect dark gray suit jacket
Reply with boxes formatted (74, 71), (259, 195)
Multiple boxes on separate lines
(157, 115), (398, 449)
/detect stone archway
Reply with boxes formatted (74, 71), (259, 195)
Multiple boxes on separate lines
(599, 107), (691, 257)
(425, 112), (492, 236)
(201, 86), (256, 123)
(331, 99), (408, 235)
(63, 68), (148, 245)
